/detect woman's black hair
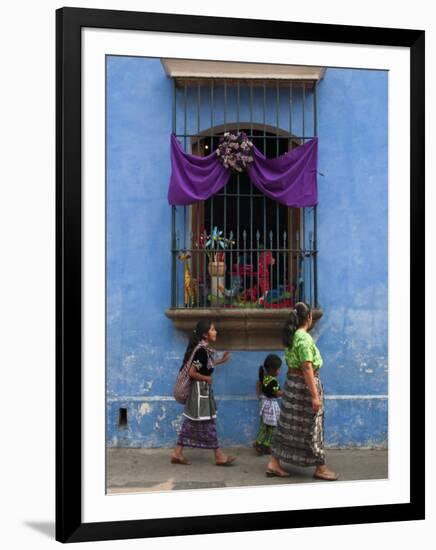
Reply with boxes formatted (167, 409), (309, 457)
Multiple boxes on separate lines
(282, 302), (312, 348)
(259, 354), (282, 382)
(182, 319), (213, 365)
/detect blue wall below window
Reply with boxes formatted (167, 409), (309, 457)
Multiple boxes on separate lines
(106, 57), (388, 448)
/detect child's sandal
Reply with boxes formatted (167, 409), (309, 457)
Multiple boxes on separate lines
(252, 442), (264, 455)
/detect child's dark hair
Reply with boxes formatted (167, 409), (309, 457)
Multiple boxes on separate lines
(282, 302), (312, 347)
(182, 319), (213, 366)
(258, 354), (282, 382)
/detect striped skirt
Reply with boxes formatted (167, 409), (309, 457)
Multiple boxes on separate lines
(271, 374), (325, 467)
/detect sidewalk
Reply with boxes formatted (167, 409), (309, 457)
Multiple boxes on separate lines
(107, 447), (388, 494)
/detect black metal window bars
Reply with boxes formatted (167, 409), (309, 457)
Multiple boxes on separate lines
(171, 78), (318, 310)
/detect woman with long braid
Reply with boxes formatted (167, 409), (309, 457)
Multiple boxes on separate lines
(266, 302), (339, 480)
(171, 319), (235, 466)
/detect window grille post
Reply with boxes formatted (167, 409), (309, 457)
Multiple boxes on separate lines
(171, 80), (177, 308)
(171, 206), (176, 307)
(302, 82), (306, 143)
(210, 80), (214, 283)
(276, 82), (280, 307)
(283, 230), (287, 307)
(313, 82), (319, 308)
(250, 181), (253, 304)
(301, 206), (306, 303)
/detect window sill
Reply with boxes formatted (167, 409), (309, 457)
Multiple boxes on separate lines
(165, 307), (323, 350)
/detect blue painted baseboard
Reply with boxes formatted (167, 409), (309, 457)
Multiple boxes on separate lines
(107, 396), (387, 448)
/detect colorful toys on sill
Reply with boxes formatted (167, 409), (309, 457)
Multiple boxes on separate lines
(178, 251), (198, 307)
(258, 250), (275, 303)
(221, 276), (241, 299)
(203, 227), (234, 263)
(239, 286), (258, 304)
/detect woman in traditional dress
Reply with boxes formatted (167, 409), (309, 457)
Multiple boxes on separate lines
(171, 319), (236, 466)
(265, 302), (339, 480)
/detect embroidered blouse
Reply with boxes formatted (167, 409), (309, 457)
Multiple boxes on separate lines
(191, 344), (215, 375)
(285, 329), (323, 370)
(261, 375), (281, 398)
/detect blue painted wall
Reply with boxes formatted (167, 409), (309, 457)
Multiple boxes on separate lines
(106, 57), (388, 448)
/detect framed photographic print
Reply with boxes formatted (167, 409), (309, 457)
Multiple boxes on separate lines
(56, 7), (425, 543)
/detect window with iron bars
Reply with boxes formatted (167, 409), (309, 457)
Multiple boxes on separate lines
(170, 78), (318, 312)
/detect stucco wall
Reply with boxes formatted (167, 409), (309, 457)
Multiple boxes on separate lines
(106, 57), (388, 448)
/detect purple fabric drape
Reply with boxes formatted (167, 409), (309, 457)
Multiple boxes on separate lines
(168, 134), (231, 206)
(168, 133), (318, 207)
(247, 138), (318, 207)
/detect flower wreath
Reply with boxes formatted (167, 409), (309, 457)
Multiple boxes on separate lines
(216, 131), (254, 172)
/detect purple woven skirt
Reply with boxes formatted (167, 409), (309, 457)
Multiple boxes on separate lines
(177, 417), (219, 449)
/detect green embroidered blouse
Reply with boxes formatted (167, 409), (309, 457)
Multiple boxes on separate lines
(285, 329), (323, 370)
(261, 375), (281, 398)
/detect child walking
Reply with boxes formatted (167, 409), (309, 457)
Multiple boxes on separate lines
(253, 354), (283, 455)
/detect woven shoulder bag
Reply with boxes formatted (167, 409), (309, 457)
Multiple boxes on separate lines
(173, 343), (202, 404)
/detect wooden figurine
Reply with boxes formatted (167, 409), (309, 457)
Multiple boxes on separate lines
(178, 251), (197, 307)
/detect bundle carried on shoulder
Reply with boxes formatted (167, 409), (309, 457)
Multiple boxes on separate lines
(173, 343), (203, 404)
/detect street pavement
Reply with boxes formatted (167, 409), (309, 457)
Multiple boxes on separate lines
(107, 447), (388, 494)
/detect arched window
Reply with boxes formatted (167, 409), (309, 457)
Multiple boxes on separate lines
(166, 73), (320, 348)
(188, 125), (305, 308)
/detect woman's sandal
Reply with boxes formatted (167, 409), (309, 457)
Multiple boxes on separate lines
(265, 468), (290, 478)
(170, 455), (191, 465)
(313, 469), (339, 481)
(215, 455), (236, 466)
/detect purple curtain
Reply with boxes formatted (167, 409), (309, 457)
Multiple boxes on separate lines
(168, 133), (318, 207)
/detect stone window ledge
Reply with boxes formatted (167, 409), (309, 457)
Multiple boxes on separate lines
(165, 308), (323, 350)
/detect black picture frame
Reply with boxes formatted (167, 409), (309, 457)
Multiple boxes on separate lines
(56, 7), (425, 543)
